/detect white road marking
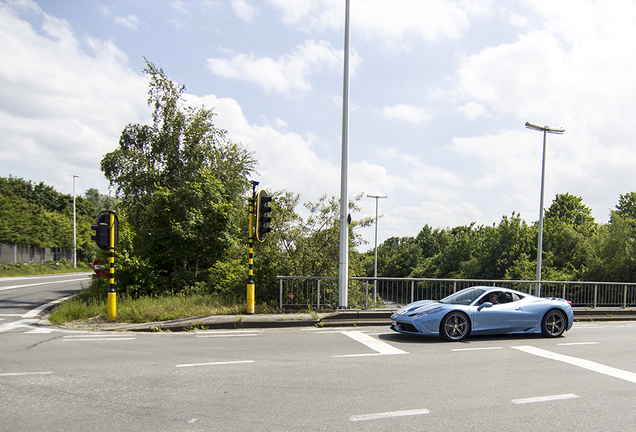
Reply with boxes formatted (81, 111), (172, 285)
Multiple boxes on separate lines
(22, 295), (74, 318)
(63, 334), (130, 338)
(61, 334), (135, 341)
(557, 342), (599, 346)
(196, 334), (258, 338)
(350, 409), (429, 422)
(512, 394), (579, 404)
(0, 314), (23, 317)
(451, 347), (503, 352)
(0, 319), (38, 333)
(0, 371), (53, 377)
(25, 328), (56, 334)
(336, 331), (408, 357)
(512, 346), (636, 384)
(62, 337), (136, 341)
(195, 330), (260, 338)
(0, 277), (89, 292)
(176, 360), (254, 368)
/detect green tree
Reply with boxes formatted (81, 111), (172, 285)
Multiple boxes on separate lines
(84, 188), (118, 213)
(541, 193), (597, 280)
(477, 212), (534, 279)
(101, 61), (256, 294)
(616, 192), (636, 221)
(585, 212), (636, 282)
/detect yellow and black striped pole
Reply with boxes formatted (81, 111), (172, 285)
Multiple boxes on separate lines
(107, 211), (116, 320)
(247, 181), (258, 314)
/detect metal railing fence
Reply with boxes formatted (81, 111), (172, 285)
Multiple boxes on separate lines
(276, 276), (636, 310)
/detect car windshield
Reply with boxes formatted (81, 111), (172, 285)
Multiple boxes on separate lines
(439, 288), (486, 305)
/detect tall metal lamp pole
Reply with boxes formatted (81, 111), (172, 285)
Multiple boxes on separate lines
(338, 0), (351, 308)
(525, 122), (565, 297)
(367, 195), (387, 280)
(73, 175), (79, 268)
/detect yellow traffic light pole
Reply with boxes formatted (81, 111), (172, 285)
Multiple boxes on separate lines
(247, 181), (258, 314)
(107, 211), (116, 320)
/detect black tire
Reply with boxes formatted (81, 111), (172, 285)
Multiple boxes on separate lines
(541, 309), (567, 338)
(440, 312), (471, 342)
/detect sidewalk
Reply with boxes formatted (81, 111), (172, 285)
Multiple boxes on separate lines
(56, 307), (636, 332)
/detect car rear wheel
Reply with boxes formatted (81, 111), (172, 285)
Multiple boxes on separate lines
(542, 309), (567, 337)
(440, 312), (470, 341)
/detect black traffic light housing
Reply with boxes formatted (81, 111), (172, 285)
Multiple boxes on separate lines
(91, 211), (119, 250)
(255, 189), (272, 242)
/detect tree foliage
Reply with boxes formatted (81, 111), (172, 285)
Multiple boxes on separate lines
(101, 60), (256, 294)
(0, 176), (98, 261)
(369, 192), (636, 284)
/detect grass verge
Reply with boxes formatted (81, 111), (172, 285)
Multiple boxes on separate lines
(48, 278), (279, 324)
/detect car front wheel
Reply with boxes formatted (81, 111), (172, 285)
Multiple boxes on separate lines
(542, 309), (567, 337)
(440, 312), (470, 342)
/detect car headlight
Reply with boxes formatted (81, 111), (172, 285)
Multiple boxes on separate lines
(411, 305), (442, 318)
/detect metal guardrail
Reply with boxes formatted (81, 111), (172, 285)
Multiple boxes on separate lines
(276, 276), (636, 310)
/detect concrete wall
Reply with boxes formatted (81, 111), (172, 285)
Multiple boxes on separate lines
(0, 243), (73, 265)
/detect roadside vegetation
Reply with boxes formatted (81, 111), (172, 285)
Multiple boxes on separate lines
(48, 277), (279, 325)
(4, 60), (636, 324)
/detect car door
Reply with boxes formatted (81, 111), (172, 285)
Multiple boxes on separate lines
(472, 294), (522, 333)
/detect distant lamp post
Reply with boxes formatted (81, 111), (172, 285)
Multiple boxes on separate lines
(367, 194), (387, 284)
(73, 175), (79, 268)
(525, 122), (565, 297)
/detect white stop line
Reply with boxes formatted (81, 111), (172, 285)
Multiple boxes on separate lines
(335, 331), (408, 357)
(512, 346), (636, 384)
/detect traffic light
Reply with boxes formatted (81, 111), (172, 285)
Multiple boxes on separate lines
(255, 189), (272, 242)
(90, 210), (119, 250)
(91, 222), (109, 250)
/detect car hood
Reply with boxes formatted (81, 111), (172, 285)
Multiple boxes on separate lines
(395, 300), (441, 317)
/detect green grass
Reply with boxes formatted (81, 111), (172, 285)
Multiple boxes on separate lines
(48, 279), (280, 324)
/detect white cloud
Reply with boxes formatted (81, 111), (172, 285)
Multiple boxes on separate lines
(456, 101), (486, 120)
(379, 104), (432, 125)
(231, 0), (259, 22)
(267, 0), (470, 50)
(0, 0), (148, 193)
(207, 40), (359, 97)
(187, 93), (341, 198)
(114, 14), (140, 29)
(172, 0), (188, 14)
(447, 0), (636, 224)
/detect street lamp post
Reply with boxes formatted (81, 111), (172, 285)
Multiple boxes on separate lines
(367, 195), (387, 280)
(73, 175), (78, 268)
(338, 0), (351, 308)
(368, 194), (387, 304)
(525, 122), (565, 297)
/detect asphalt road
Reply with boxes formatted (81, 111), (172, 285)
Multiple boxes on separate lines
(2, 275), (636, 431)
(0, 273), (91, 328)
(2, 318), (636, 430)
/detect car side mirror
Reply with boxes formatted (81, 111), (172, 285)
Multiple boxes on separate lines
(477, 302), (493, 311)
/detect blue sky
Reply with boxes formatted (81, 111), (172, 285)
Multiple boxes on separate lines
(2, 0), (636, 250)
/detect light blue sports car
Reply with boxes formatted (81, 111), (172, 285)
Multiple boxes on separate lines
(390, 286), (574, 341)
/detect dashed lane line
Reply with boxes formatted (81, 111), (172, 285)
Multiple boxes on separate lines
(175, 360), (254, 368)
(0, 371), (53, 377)
(512, 394), (579, 404)
(350, 409), (429, 422)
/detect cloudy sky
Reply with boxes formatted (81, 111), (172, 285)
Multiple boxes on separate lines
(1, 0), (635, 250)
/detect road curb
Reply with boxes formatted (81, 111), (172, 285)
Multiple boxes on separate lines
(55, 307), (636, 332)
